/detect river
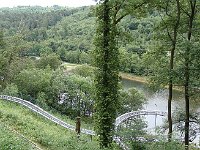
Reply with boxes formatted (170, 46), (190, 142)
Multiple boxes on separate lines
(122, 78), (186, 111)
(122, 78), (200, 144)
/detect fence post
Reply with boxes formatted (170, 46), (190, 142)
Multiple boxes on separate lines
(75, 116), (81, 138)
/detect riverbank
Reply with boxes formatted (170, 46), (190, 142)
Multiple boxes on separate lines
(120, 72), (147, 84)
(61, 63), (183, 92)
(120, 72), (184, 92)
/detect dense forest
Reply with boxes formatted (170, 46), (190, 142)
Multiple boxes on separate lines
(0, 0), (200, 150)
(0, 5), (155, 74)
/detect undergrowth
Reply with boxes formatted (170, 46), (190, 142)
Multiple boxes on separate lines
(0, 100), (119, 150)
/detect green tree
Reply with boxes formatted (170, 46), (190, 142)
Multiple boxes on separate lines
(1, 83), (18, 97)
(118, 88), (146, 114)
(36, 53), (61, 70)
(0, 33), (31, 88)
(144, 1), (200, 147)
(0, 30), (5, 49)
(14, 67), (52, 99)
(72, 64), (95, 78)
(181, 1), (199, 149)
(94, 0), (152, 148)
(154, 0), (181, 141)
(0, 30), (6, 89)
(50, 70), (95, 117)
(94, 0), (119, 148)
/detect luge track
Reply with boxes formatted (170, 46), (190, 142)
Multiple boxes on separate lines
(0, 95), (167, 150)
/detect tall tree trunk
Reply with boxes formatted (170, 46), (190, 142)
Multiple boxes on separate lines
(168, 0), (180, 141)
(168, 52), (173, 141)
(95, 0), (119, 148)
(184, 58), (189, 150)
(184, 1), (196, 149)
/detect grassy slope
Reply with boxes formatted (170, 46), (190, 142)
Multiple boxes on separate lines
(0, 123), (35, 150)
(0, 100), (104, 150)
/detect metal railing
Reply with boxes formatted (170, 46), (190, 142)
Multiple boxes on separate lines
(0, 95), (95, 135)
(0, 95), (167, 150)
(115, 110), (167, 129)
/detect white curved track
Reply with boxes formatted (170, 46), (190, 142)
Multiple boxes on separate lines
(115, 110), (167, 129)
(0, 95), (95, 135)
(0, 95), (167, 150)
(114, 110), (167, 150)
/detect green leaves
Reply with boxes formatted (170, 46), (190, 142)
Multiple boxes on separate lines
(14, 68), (52, 98)
(1, 83), (19, 97)
(36, 53), (61, 70)
(94, 0), (120, 148)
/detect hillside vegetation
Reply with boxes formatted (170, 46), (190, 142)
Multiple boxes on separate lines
(0, 2), (200, 149)
(0, 5), (154, 74)
(0, 99), (111, 150)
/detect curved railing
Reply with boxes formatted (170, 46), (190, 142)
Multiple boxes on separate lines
(115, 110), (167, 129)
(114, 110), (167, 150)
(0, 95), (95, 136)
(0, 95), (167, 150)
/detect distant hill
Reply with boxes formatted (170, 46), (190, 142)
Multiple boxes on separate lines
(0, 5), (158, 73)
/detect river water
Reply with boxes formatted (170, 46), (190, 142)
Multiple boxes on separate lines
(122, 79), (186, 111)
(122, 78), (200, 144)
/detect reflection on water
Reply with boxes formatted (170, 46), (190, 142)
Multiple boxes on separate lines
(122, 78), (200, 145)
(122, 78), (190, 111)
(122, 78), (200, 111)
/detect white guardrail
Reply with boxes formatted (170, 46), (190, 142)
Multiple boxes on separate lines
(115, 110), (167, 129)
(114, 110), (167, 150)
(0, 95), (95, 135)
(0, 95), (167, 150)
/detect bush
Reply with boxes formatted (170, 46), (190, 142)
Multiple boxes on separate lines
(146, 141), (184, 150)
(1, 83), (19, 97)
(36, 53), (61, 70)
(132, 141), (147, 150)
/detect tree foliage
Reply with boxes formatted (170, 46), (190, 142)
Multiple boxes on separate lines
(14, 67), (52, 99)
(0, 3), (200, 149)
(94, 0), (119, 148)
(36, 53), (61, 70)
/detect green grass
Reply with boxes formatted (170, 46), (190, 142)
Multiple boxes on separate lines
(0, 122), (36, 150)
(0, 99), (114, 150)
(61, 62), (81, 71)
(46, 109), (94, 130)
(1, 99), (197, 150)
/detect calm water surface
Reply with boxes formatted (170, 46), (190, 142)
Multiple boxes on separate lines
(122, 78), (199, 112)
(122, 78), (200, 144)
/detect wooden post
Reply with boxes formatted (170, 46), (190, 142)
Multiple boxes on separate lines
(90, 135), (93, 141)
(76, 116), (81, 138)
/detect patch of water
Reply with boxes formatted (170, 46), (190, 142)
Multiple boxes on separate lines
(122, 78), (200, 146)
